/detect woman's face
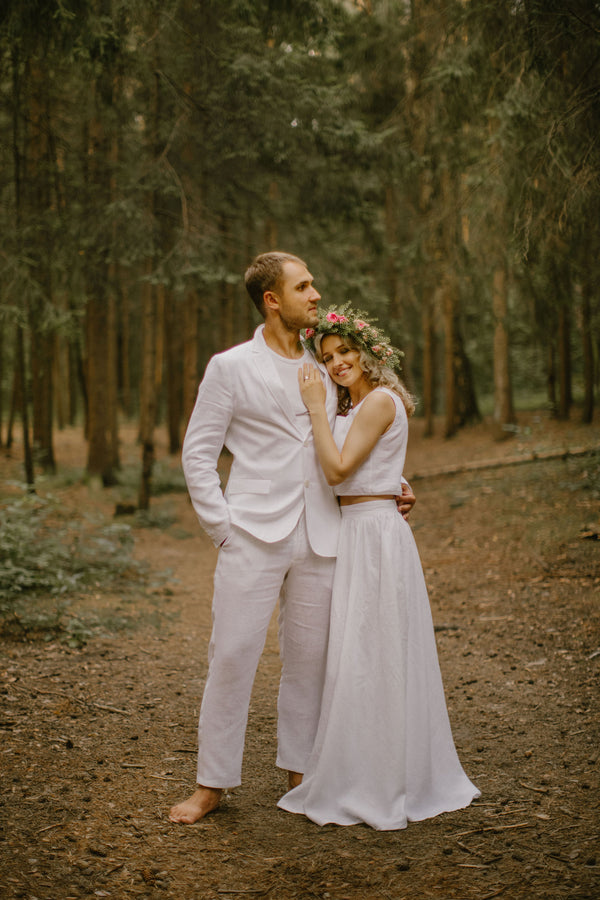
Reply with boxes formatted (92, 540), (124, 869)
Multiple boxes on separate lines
(320, 335), (364, 388)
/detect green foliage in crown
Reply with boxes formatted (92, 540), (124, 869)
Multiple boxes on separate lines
(303, 303), (404, 372)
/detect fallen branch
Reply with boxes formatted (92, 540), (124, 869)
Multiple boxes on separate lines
(456, 839), (485, 856)
(217, 890), (269, 895)
(37, 822), (70, 834)
(408, 446), (597, 481)
(93, 703), (131, 716)
(519, 782), (550, 794)
(8, 682), (132, 717)
(146, 773), (187, 782)
(452, 822), (534, 837)
(480, 887), (509, 900)
(8, 684), (87, 706)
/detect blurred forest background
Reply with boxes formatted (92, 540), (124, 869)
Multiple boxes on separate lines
(1, 0), (598, 504)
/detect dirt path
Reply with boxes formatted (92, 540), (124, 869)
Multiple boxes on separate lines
(1, 410), (599, 899)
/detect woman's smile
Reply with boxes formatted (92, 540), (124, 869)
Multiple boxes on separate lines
(333, 362), (353, 379)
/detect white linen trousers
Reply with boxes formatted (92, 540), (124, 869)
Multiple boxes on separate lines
(196, 511), (336, 788)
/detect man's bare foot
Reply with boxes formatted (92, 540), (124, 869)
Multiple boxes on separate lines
(288, 770), (303, 790)
(168, 786), (222, 824)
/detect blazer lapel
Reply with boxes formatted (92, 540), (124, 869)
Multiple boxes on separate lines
(251, 326), (304, 435)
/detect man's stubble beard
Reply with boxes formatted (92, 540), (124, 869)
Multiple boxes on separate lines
(279, 309), (319, 334)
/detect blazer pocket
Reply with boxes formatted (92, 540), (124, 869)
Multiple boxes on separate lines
(227, 478), (272, 495)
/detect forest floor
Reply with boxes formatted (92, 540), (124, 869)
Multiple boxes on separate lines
(1, 409), (599, 900)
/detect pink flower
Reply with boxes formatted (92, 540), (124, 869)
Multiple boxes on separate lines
(355, 319), (367, 330)
(305, 328), (315, 338)
(372, 345), (382, 354)
(326, 312), (340, 322)
(386, 348), (393, 356)
(338, 316), (348, 323)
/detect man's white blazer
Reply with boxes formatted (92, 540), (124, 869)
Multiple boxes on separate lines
(182, 325), (341, 557)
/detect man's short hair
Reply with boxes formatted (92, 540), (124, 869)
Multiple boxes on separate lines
(244, 251), (306, 316)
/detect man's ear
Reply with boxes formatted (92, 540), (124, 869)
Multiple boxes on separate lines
(263, 290), (279, 312)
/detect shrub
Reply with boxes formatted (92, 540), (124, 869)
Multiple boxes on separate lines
(0, 494), (148, 642)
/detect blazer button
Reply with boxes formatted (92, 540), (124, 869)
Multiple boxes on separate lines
(304, 480), (310, 488)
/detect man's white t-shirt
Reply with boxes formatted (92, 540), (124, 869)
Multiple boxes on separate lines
(267, 346), (315, 439)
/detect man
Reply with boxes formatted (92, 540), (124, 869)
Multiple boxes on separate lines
(169, 252), (414, 824)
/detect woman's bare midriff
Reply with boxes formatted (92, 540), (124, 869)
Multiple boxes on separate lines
(339, 494), (395, 506)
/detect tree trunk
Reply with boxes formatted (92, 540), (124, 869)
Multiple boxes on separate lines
(30, 330), (55, 472)
(138, 272), (158, 511)
(443, 278), (458, 438)
(53, 327), (71, 431)
(385, 183), (415, 394)
(137, 37), (167, 508)
(557, 303), (571, 420)
(86, 289), (115, 483)
(581, 276), (594, 424)
(422, 295), (436, 437)
(154, 283), (166, 420)
(385, 184), (398, 314)
(119, 272), (132, 418)
(7, 329), (22, 451)
(26, 59), (56, 473)
(546, 342), (557, 416)
(0, 319), (4, 447)
(7, 48), (21, 452)
(69, 338), (82, 426)
(165, 292), (184, 454)
(384, 182), (402, 363)
(16, 325), (35, 490)
(107, 288), (120, 469)
(84, 71), (117, 484)
(454, 324), (481, 426)
(244, 211), (257, 340)
(107, 127), (120, 469)
(219, 219), (235, 351)
(264, 181), (279, 249)
(440, 162), (473, 439)
(9, 46), (35, 483)
(492, 263), (515, 437)
(182, 286), (200, 425)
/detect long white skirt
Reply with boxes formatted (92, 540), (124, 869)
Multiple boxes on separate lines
(278, 500), (480, 830)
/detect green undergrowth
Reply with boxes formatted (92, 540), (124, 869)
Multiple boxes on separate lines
(112, 459), (188, 499)
(0, 493), (163, 645)
(36, 458), (187, 497)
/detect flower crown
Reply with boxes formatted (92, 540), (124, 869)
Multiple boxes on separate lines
(303, 303), (404, 371)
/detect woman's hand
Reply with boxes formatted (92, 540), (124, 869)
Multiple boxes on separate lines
(396, 482), (416, 520)
(298, 364), (326, 412)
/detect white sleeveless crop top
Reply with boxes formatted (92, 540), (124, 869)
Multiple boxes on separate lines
(333, 387), (408, 497)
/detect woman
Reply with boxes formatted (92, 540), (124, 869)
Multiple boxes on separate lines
(277, 305), (480, 831)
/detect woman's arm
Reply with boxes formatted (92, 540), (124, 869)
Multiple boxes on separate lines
(298, 365), (395, 486)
